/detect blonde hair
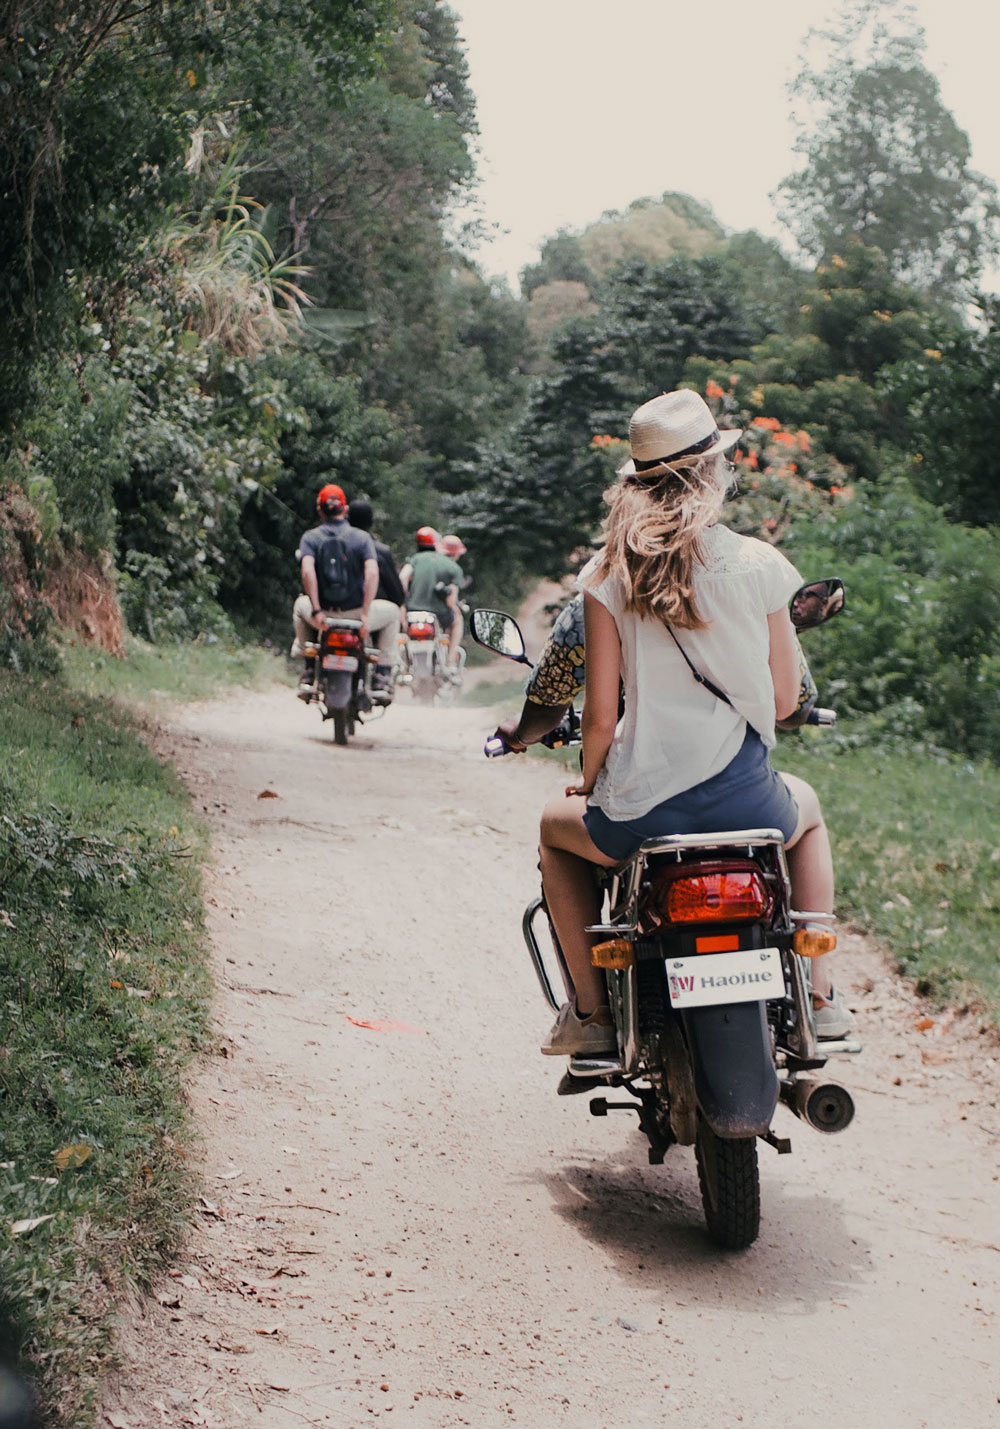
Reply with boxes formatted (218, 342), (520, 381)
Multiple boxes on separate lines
(594, 453), (732, 630)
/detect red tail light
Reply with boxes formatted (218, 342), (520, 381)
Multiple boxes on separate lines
(642, 860), (771, 929)
(324, 629), (361, 653)
(408, 622), (435, 640)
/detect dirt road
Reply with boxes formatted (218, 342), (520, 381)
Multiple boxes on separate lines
(102, 687), (1000, 1429)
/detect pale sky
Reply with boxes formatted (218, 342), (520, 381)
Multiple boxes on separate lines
(448, 0), (1000, 290)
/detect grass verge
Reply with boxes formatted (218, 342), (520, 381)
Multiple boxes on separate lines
(0, 652), (231, 1425)
(62, 633), (288, 707)
(535, 722), (1000, 1023)
(780, 733), (1000, 1021)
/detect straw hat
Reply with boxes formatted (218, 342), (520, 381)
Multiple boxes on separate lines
(617, 390), (742, 480)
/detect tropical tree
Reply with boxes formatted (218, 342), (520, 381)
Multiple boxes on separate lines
(775, 0), (1000, 299)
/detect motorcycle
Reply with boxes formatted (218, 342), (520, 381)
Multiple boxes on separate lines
(398, 605), (467, 704)
(301, 617), (393, 746)
(471, 579), (861, 1250)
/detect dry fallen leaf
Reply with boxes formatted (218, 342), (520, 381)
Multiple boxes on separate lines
(11, 1215), (55, 1235)
(104, 1413), (131, 1428)
(257, 789), (280, 800)
(920, 1048), (951, 1066)
(915, 1016), (935, 1032)
(53, 1143), (93, 1172)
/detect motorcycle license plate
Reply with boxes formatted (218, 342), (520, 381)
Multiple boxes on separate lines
(666, 947), (784, 1009)
(321, 654), (358, 672)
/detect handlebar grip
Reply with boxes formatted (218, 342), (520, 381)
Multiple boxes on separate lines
(484, 736), (509, 758)
(806, 707), (837, 726)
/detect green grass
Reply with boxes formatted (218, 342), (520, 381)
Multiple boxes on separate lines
(62, 632), (288, 707)
(458, 674), (527, 708)
(537, 725), (1000, 1022)
(781, 733), (1000, 1021)
(0, 670), (212, 1425)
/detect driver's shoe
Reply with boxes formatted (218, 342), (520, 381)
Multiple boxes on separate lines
(297, 661), (316, 702)
(371, 666), (394, 704)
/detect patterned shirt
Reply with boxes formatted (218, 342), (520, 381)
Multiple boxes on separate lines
(524, 595), (586, 707)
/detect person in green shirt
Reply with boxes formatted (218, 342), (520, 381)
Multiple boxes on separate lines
(399, 526), (464, 667)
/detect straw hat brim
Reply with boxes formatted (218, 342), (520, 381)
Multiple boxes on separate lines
(616, 426), (743, 479)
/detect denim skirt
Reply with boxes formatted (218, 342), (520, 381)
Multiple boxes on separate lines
(583, 727), (800, 863)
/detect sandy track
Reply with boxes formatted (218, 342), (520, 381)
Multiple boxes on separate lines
(101, 687), (1000, 1428)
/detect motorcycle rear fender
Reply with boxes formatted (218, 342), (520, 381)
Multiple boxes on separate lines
(681, 1001), (778, 1138)
(323, 670), (353, 710)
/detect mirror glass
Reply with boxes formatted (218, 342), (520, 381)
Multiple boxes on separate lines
(471, 608), (528, 660)
(790, 578), (845, 631)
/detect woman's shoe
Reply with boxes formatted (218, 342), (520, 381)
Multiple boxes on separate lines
(540, 1001), (617, 1056)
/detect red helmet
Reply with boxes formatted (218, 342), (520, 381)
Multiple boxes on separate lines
(317, 483), (346, 516)
(415, 525), (440, 550)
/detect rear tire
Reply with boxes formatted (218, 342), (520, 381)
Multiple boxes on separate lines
(413, 674), (436, 704)
(695, 1116), (760, 1250)
(332, 708), (349, 746)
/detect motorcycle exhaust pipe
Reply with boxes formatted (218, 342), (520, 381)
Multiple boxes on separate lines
(779, 1076), (855, 1134)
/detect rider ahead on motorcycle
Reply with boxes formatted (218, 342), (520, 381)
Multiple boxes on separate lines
(347, 499), (407, 696)
(291, 484), (378, 699)
(513, 392), (850, 1054)
(399, 526), (465, 672)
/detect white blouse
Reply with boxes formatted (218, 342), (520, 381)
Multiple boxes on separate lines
(579, 525), (801, 821)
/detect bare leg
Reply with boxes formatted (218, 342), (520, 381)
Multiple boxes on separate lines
(780, 771), (834, 999)
(447, 608), (464, 665)
(539, 796), (618, 1013)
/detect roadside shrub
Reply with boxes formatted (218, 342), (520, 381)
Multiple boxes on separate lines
(785, 477), (1000, 760)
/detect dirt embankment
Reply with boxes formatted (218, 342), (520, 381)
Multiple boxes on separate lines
(0, 484), (124, 655)
(99, 688), (1000, 1429)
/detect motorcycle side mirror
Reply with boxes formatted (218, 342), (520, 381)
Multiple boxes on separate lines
(470, 608), (531, 664)
(790, 578), (846, 632)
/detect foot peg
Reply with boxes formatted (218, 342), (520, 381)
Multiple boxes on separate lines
(568, 1053), (624, 1077)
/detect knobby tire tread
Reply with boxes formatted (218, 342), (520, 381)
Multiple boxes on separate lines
(695, 1120), (760, 1251)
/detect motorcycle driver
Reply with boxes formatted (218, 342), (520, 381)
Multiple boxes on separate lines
(291, 483), (378, 699)
(347, 499), (407, 698)
(399, 527), (465, 672)
(491, 592), (852, 1040)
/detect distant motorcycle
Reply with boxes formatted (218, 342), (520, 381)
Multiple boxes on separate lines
(300, 617), (392, 745)
(472, 579), (860, 1250)
(398, 607), (466, 703)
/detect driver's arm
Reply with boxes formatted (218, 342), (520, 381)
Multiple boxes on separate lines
(362, 558), (378, 622)
(301, 555), (321, 613)
(494, 697), (571, 751)
(399, 562), (413, 594)
(491, 611), (581, 750)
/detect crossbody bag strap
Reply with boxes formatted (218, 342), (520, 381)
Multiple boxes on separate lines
(667, 627), (734, 708)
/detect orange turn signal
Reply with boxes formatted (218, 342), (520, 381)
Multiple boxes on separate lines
(590, 938), (634, 970)
(793, 926), (837, 958)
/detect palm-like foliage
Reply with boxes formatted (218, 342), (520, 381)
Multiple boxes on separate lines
(161, 151), (311, 357)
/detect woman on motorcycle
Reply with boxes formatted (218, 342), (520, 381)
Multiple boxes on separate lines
(539, 389), (849, 1056)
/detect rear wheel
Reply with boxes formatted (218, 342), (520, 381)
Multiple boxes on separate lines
(695, 1116), (760, 1250)
(332, 708), (349, 746)
(412, 674), (436, 704)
